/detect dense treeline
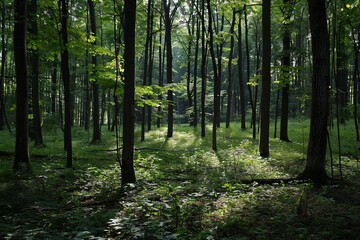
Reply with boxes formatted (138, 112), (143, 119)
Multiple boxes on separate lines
(0, 0), (360, 185)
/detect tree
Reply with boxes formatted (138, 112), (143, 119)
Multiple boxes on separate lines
(28, 0), (44, 146)
(59, 0), (72, 168)
(200, 0), (207, 138)
(0, 0), (6, 131)
(226, 9), (236, 128)
(279, 0), (292, 142)
(259, 0), (271, 158)
(238, 11), (246, 130)
(121, 0), (136, 185)
(207, 0), (220, 151)
(299, 0), (330, 185)
(13, 0), (30, 172)
(88, 0), (101, 143)
(162, 0), (176, 138)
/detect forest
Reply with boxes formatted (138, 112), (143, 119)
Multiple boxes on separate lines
(1, 0), (360, 239)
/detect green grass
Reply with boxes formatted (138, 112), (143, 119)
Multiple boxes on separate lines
(1, 119), (360, 239)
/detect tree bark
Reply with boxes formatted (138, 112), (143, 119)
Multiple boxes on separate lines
(259, 0), (271, 158)
(238, 13), (246, 130)
(0, 0), (6, 131)
(163, 0), (173, 138)
(207, 0), (219, 151)
(200, 0), (206, 138)
(60, 0), (72, 168)
(226, 10), (236, 128)
(299, 0), (330, 185)
(244, 6), (255, 138)
(121, 0), (136, 184)
(13, 0), (30, 171)
(280, 0), (292, 142)
(28, 0), (44, 146)
(88, 0), (100, 143)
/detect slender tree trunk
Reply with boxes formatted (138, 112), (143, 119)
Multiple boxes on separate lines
(187, 7), (193, 125)
(245, 6), (255, 138)
(0, 0), (6, 131)
(28, 0), (44, 146)
(299, 0), (330, 185)
(88, 0), (100, 143)
(163, 0), (173, 138)
(207, 0), (219, 151)
(201, 0), (206, 138)
(193, 15), (200, 127)
(259, 0), (271, 158)
(13, 0), (30, 171)
(60, 0), (72, 168)
(226, 10), (236, 128)
(51, 58), (57, 113)
(238, 13), (246, 129)
(157, 12), (163, 129)
(141, 0), (152, 141)
(216, 14), (224, 128)
(147, 1), (154, 131)
(280, 0), (291, 142)
(121, 0), (136, 184)
(84, 4), (90, 131)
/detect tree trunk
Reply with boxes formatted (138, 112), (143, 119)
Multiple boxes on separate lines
(245, 6), (255, 138)
(299, 0), (330, 185)
(89, 0), (100, 143)
(147, 1), (154, 132)
(157, 12), (163, 129)
(28, 0), (44, 146)
(226, 10), (236, 128)
(238, 13), (246, 129)
(201, 0), (206, 138)
(163, 0), (173, 138)
(207, 0), (219, 151)
(121, 0), (136, 184)
(259, 0), (271, 158)
(0, 0), (6, 131)
(51, 58), (58, 113)
(280, 0), (291, 142)
(60, 0), (72, 168)
(13, 0), (30, 172)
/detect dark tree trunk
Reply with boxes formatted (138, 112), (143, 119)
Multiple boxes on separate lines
(207, 0), (219, 151)
(84, 5), (90, 131)
(238, 13), (246, 129)
(141, 0), (152, 141)
(245, 6), (255, 138)
(157, 12), (163, 129)
(28, 0), (44, 146)
(88, 0), (101, 143)
(216, 14), (224, 128)
(13, 0), (30, 171)
(147, 0), (154, 132)
(60, 0), (72, 168)
(280, 0), (291, 142)
(299, 0), (330, 185)
(51, 58), (57, 113)
(121, 0), (136, 184)
(163, 0), (173, 138)
(201, 0), (206, 138)
(186, 7), (193, 125)
(0, 0), (6, 131)
(259, 0), (271, 158)
(226, 10), (236, 128)
(193, 14), (200, 127)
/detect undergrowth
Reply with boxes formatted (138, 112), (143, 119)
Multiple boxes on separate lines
(0, 120), (360, 239)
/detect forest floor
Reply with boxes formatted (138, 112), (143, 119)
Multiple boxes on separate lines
(1, 119), (360, 239)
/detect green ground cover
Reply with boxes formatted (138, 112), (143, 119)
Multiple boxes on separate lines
(1, 120), (360, 239)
